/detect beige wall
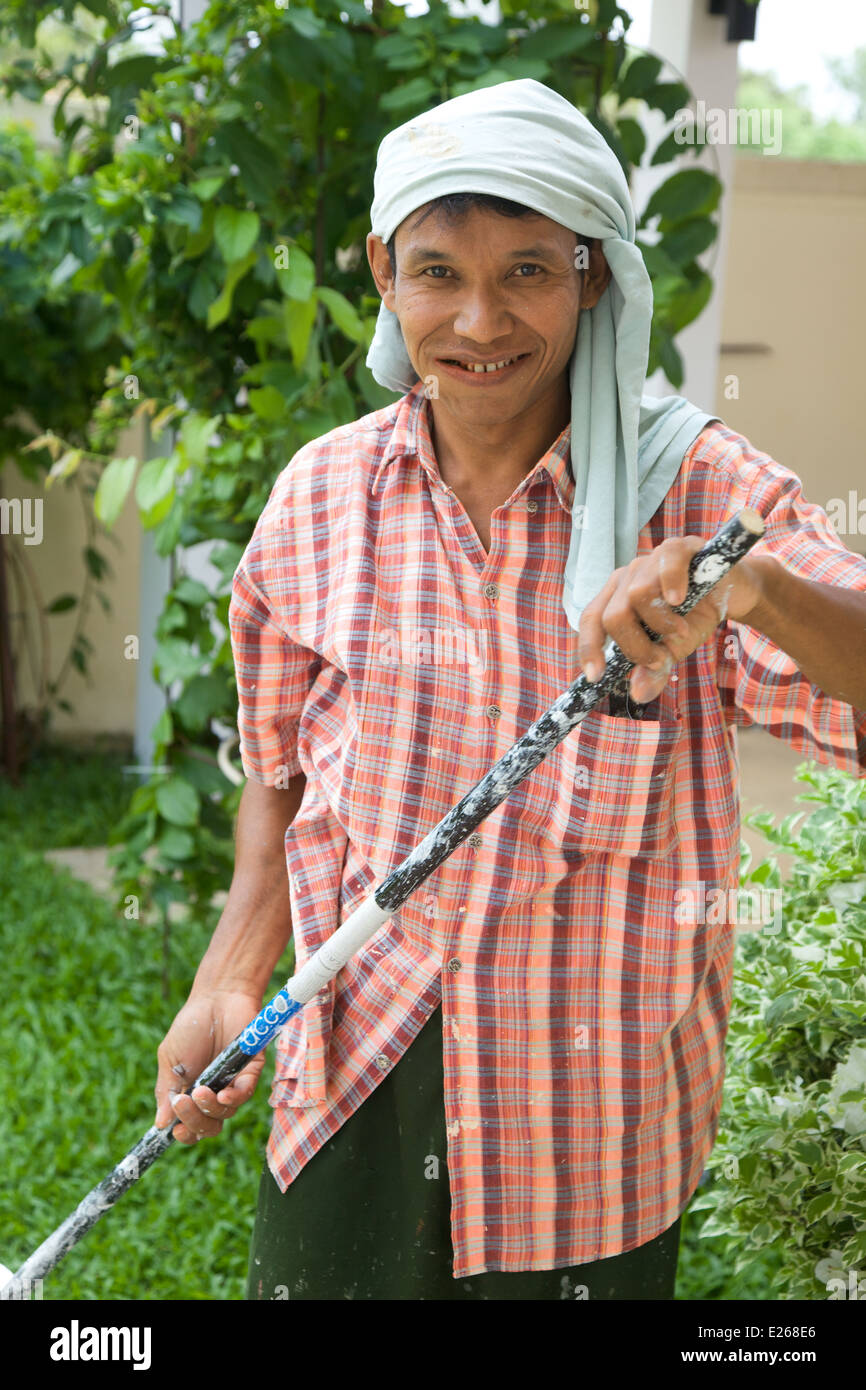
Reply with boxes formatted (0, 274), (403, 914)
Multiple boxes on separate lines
(2, 420), (144, 742)
(717, 156), (866, 552)
(4, 156), (865, 741)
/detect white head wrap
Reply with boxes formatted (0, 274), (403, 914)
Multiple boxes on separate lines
(365, 78), (719, 629)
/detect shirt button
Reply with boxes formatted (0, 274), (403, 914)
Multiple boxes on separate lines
(374, 1054), (390, 1071)
(527, 498), (538, 514)
(486, 703), (502, 720)
(467, 832), (482, 849)
(483, 581), (499, 602)
(446, 958), (462, 973)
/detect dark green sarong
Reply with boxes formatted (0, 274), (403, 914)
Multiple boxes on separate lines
(246, 1004), (681, 1300)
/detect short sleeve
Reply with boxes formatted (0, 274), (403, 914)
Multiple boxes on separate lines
(228, 560), (319, 786)
(705, 433), (866, 774)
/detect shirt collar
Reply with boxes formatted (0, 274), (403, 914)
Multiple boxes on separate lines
(371, 380), (574, 514)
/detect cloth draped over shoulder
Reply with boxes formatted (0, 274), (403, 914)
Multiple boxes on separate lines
(364, 78), (720, 629)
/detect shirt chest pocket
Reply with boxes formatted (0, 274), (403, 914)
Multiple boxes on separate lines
(518, 708), (684, 861)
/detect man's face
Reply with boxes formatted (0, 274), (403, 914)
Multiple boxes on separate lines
(366, 203), (611, 424)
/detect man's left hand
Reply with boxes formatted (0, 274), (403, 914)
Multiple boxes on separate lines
(578, 536), (767, 704)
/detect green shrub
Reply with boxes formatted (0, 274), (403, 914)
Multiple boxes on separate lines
(685, 764), (866, 1300)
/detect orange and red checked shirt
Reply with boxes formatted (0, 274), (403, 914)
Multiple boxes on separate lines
(228, 379), (866, 1278)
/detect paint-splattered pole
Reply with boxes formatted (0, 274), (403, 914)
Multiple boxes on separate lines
(0, 507), (764, 1299)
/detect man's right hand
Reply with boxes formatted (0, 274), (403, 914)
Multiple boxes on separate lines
(154, 989), (266, 1145)
(152, 773), (306, 1145)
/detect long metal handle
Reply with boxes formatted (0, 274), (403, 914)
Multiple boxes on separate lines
(0, 506), (765, 1298)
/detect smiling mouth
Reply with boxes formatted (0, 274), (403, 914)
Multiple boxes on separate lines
(439, 352), (531, 374)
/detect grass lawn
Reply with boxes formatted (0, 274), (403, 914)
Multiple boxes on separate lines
(0, 744), (276, 1300)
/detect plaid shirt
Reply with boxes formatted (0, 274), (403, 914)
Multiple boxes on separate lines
(228, 380), (866, 1277)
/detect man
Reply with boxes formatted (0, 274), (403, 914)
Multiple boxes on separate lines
(154, 80), (866, 1300)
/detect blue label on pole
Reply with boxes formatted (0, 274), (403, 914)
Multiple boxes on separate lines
(238, 988), (303, 1055)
